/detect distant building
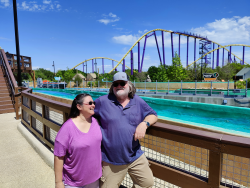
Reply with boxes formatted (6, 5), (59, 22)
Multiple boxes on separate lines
(235, 68), (250, 80)
(72, 73), (86, 81)
(87, 73), (97, 81)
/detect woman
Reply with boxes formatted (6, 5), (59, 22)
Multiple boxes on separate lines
(54, 93), (102, 188)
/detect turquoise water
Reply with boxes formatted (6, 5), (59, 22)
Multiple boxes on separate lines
(33, 88), (250, 137)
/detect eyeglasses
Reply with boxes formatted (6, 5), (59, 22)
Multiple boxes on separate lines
(83, 101), (96, 105)
(113, 81), (126, 87)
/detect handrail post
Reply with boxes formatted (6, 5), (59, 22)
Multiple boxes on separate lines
(227, 80), (229, 96)
(180, 80), (182, 95)
(208, 151), (222, 187)
(156, 80), (157, 93)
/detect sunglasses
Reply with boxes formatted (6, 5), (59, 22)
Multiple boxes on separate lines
(113, 81), (126, 87)
(83, 101), (96, 105)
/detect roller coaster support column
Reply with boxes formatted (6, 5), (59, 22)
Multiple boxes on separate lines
(131, 50), (133, 75)
(140, 35), (147, 71)
(162, 31), (165, 66)
(186, 36), (189, 67)
(229, 46), (232, 63)
(83, 63), (84, 73)
(102, 58), (104, 74)
(234, 56), (236, 63)
(217, 45), (219, 67)
(222, 48), (224, 66)
(112, 60), (114, 70)
(212, 43), (215, 69)
(194, 38), (196, 80)
(171, 32), (174, 60)
(243, 46), (245, 65)
(178, 35), (180, 57)
(92, 59), (94, 73)
(154, 31), (162, 64)
(123, 59), (125, 72)
(138, 42), (140, 72)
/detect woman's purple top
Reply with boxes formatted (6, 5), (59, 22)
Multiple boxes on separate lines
(54, 117), (102, 187)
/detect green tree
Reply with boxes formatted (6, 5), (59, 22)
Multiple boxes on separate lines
(167, 52), (187, 81)
(147, 66), (159, 82)
(74, 75), (83, 85)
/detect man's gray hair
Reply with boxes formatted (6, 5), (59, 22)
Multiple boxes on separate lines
(109, 81), (136, 99)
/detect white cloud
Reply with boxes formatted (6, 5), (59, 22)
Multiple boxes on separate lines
(0, 36), (12, 41)
(191, 16), (250, 44)
(138, 30), (142, 34)
(144, 29), (148, 33)
(0, 0), (9, 7)
(98, 12), (120, 25)
(15, 0), (61, 12)
(43, 0), (51, 4)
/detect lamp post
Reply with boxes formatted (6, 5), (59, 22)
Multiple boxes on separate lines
(52, 61), (55, 76)
(12, 0), (22, 86)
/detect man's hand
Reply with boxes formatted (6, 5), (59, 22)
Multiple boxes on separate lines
(134, 122), (148, 141)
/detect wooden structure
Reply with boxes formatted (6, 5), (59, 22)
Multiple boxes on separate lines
(5, 52), (36, 87)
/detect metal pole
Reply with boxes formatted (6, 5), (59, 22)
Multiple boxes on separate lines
(212, 43), (215, 70)
(145, 80), (146, 90)
(210, 81), (212, 96)
(92, 59), (94, 73)
(131, 50), (133, 75)
(77, 81), (78, 90)
(154, 31), (162, 64)
(138, 41), (140, 72)
(98, 81), (99, 90)
(195, 80), (197, 95)
(243, 46), (245, 65)
(102, 58), (104, 74)
(171, 32), (174, 60)
(12, 0), (22, 86)
(141, 35), (147, 71)
(168, 80), (169, 94)
(217, 46), (219, 67)
(178, 34), (180, 57)
(229, 46), (232, 63)
(245, 80), (248, 97)
(227, 80), (229, 96)
(70, 81), (71, 88)
(222, 48), (224, 67)
(181, 80), (182, 95)
(186, 36), (189, 67)
(194, 38), (196, 80)
(123, 59), (125, 72)
(156, 80), (157, 93)
(112, 60), (114, 71)
(162, 31), (165, 66)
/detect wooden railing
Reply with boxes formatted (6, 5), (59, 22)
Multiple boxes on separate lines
(20, 87), (250, 188)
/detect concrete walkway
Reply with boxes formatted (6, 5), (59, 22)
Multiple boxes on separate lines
(0, 113), (54, 188)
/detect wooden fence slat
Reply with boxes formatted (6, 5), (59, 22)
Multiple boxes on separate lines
(208, 151), (222, 188)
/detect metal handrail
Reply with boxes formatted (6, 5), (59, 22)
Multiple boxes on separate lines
(0, 50), (15, 101)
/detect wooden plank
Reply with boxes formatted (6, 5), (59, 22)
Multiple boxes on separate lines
(22, 91), (71, 113)
(208, 151), (222, 188)
(22, 119), (54, 149)
(42, 104), (46, 139)
(22, 104), (61, 132)
(149, 160), (209, 188)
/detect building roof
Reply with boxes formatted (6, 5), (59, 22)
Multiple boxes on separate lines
(236, 68), (250, 76)
(73, 73), (85, 79)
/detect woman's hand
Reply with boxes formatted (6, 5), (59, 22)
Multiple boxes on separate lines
(55, 181), (65, 188)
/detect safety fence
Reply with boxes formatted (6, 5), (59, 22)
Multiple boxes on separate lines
(20, 87), (250, 188)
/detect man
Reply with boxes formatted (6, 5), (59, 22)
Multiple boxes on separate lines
(94, 72), (158, 188)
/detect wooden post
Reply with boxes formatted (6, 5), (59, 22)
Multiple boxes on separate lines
(29, 98), (32, 127)
(42, 105), (46, 139)
(208, 150), (222, 188)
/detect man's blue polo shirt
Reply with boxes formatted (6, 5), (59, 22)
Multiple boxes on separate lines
(94, 94), (157, 165)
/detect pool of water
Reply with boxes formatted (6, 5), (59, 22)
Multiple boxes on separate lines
(33, 88), (250, 137)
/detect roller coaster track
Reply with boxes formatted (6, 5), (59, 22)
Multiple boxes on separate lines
(108, 29), (246, 73)
(71, 57), (131, 70)
(187, 44), (250, 68)
(71, 29), (247, 73)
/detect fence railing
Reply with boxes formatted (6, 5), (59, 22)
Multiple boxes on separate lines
(20, 87), (250, 188)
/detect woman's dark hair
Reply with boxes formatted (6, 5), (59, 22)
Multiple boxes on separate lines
(68, 93), (91, 119)
(109, 81), (136, 99)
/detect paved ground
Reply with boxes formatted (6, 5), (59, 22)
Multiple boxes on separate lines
(0, 113), (54, 188)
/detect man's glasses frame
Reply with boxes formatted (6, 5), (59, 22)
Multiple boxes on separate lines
(113, 81), (127, 87)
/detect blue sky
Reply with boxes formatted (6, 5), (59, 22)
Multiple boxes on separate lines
(0, 0), (250, 73)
